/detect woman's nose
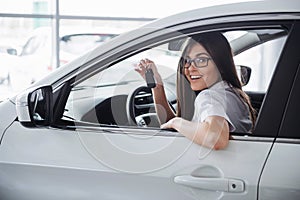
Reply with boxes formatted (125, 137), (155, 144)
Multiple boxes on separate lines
(188, 62), (198, 71)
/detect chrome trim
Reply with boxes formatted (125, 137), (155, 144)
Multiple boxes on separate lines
(52, 124), (278, 142)
(231, 135), (275, 143)
(51, 124), (300, 144)
(232, 136), (300, 144)
(51, 125), (182, 137)
(275, 138), (300, 144)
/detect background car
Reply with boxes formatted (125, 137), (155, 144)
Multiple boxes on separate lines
(0, 45), (17, 55)
(0, 1), (300, 200)
(0, 44), (19, 84)
(7, 26), (123, 91)
(0, 54), (13, 85)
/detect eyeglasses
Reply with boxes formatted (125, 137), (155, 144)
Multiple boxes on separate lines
(183, 57), (212, 69)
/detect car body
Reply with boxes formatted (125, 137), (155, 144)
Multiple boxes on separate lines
(7, 26), (122, 91)
(0, 0), (300, 199)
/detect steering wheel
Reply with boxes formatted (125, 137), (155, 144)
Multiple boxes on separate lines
(126, 86), (160, 127)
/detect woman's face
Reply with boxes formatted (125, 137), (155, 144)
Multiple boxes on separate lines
(184, 43), (221, 91)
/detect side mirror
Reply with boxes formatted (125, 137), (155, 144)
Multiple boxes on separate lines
(16, 85), (53, 127)
(236, 65), (251, 86)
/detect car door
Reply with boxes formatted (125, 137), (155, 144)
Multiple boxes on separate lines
(0, 19), (296, 200)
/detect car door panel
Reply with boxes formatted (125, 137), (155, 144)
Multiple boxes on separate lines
(259, 42), (300, 199)
(259, 142), (300, 199)
(0, 122), (273, 199)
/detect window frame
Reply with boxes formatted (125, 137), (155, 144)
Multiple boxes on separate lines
(254, 20), (300, 138)
(276, 21), (300, 140)
(51, 18), (296, 140)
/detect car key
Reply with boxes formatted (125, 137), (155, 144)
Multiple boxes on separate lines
(145, 68), (156, 88)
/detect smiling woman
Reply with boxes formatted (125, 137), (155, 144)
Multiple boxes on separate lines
(134, 32), (255, 149)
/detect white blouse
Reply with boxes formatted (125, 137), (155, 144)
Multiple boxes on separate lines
(192, 81), (252, 133)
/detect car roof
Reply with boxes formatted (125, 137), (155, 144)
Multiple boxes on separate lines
(145, 0), (300, 30)
(87, 0), (300, 60)
(31, 0), (300, 89)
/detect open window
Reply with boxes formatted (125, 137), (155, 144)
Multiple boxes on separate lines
(58, 26), (288, 135)
(62, 41), (181, 128)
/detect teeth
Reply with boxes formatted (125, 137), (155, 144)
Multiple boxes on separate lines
(191, 75), (202, 79)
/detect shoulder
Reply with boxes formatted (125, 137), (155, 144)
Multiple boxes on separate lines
(196, 83), (228, 104)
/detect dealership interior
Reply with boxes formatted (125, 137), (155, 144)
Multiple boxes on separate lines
(0, 0), (252, 101)
(0, 0), (160, 101)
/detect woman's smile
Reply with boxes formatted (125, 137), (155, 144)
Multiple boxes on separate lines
(190, 75), (203, 80)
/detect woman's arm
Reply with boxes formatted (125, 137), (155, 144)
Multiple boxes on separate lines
(151, 83), (176, 124)
(161, 116), (229, 150)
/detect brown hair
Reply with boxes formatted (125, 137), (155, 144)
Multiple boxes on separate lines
(176, 32), (256, 129)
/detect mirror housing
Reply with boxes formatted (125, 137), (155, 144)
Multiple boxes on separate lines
(236, 65), (251, 86)
(16, 85), (53, 127)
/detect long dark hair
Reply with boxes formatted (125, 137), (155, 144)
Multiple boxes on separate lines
(176, 32), (256, 128)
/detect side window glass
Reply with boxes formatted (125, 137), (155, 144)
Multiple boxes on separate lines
(228, 31), (287, 118)
(234, 37), (286, 92)
(63, 41), (181, 126)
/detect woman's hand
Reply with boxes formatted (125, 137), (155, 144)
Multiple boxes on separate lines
(134, 58), (175, 124)
(134, 58), (163, 85)
(160, 117), (181, 130)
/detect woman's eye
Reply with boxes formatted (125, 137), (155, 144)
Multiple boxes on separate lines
(196, 58), (206, 63)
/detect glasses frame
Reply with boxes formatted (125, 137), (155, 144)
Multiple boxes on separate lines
(183, 57), (212, 69)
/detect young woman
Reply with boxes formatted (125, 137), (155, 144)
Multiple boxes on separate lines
(135, 32), (256, 150)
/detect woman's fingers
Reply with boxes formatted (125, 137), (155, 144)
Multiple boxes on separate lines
(135, 58), (163, 84)
(135, 59), (152, 74)
(140, 59), (154, 68)
(160, 118), (174, 129)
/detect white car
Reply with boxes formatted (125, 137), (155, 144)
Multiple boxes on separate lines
(8, 26), (122, 91)
(0, 44), (18, 84)
(0, 1), (300, 199)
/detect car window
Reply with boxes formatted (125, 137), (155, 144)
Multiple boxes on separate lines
(63, 42), (181, 125)
(61, 28), (288, 133)
(234, 37), (286, 92)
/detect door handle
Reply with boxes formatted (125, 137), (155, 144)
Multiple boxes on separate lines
(174, 175), (245, 193)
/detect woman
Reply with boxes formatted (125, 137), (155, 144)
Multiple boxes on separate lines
(135, 32), (256, 150)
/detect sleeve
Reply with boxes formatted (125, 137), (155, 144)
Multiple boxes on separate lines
(192, 89), (236, 132)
